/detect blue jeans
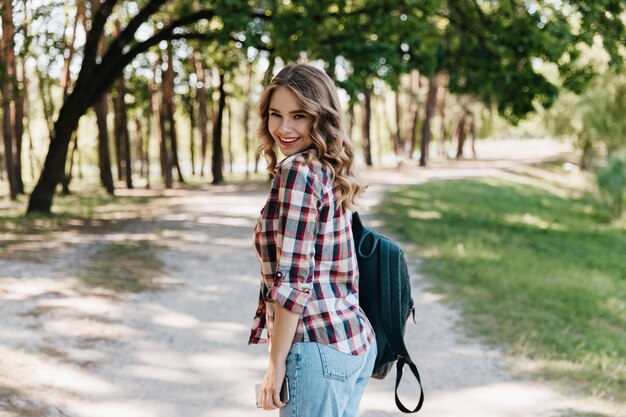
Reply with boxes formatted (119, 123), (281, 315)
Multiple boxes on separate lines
(280, 341), (377, 417)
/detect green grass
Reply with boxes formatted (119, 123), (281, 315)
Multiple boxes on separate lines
(380, 177), (626, 401)
(80, 240), (165, 293)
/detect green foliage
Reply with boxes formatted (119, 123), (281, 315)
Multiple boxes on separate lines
(23, 0), (626, 136)
(381, 177), (626, 400)
(249, 0), (626, 122)
(580, 75), (626, 153)
(545, 74), (626, 167)
(596, 151), (626, 219)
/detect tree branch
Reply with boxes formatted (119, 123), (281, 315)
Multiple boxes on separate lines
(87, 9), (222, 106)
(82, 0), (118, 71)
(108, 0), (169, 58)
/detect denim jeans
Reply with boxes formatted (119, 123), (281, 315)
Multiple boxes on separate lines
(280, 340), (377, 417)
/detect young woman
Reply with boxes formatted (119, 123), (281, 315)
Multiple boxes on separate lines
(248, 63), (377, 417)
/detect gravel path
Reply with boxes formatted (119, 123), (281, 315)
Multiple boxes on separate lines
(0, 139), (619, 417)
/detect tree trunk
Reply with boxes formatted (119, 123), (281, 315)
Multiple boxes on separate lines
(227, 98), (234, 174)
(27, 103), (85, 212)
(134, 117), (144, 178)
(376, 96), (384, 164)
(0, 144), (5, 181)
(410, 105), (420, 161)
(243, 62), (252, 178)
(94, 94), (115, 194)
(189, 99), (196, 176)
(393, 89), (402, 156)
(143, 104), (152, 188)
(164, 42), (184, 183)
(112, 93), (123, 181)
(159, 104), (173, 188)
(61, 133), (78, 194)
(212, 71), (226, 184)
(1, 100), (18, 200)
(469, 113), (477, 158)
(263, 56), (276, 87)
(420, 74), (439, 167)
(193, 52), (209, 177)
(118, 77), (133, 188)
(455, 113), (467, 159)
(347, 102), (355, 143)
(14, 59), (25, 194)
(1, 0), (18, 199)
(579, 138), (593, 171)
(437, 73), (448, 157)
(22, 57), (38, 181)
(361, 88), (373, 166)
(153, 59), (172, 188)
(409, 71), (421, 160)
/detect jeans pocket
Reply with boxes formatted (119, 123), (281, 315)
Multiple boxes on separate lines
(316, 343), (363, 381)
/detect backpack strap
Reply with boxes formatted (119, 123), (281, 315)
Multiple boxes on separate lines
(395, 359), (425, 413)
(380, 241), (424, 413)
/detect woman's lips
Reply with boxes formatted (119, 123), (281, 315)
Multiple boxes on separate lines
(279, 136), (300, 146)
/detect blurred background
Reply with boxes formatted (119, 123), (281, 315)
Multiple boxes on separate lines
(1, 1), (625, 416)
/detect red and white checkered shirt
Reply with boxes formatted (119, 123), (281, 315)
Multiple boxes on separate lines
(248, 149), (374, 355)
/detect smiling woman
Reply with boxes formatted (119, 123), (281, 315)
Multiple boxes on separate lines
(249, 63), (376, 417)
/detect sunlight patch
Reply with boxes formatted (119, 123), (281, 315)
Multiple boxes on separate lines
(504, 213), (566, 231)
(407, 209), (443, 220)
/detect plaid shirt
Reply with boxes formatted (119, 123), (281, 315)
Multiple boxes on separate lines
(248, 149), (374, 355)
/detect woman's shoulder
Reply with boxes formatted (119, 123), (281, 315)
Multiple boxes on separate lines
(276, 149), (329, 193)
(277, 149), (322, 176)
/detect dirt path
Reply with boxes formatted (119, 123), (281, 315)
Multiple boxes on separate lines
(0, 139), (619, 417)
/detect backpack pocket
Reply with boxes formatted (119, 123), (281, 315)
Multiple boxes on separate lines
(316, 343), (363, 381)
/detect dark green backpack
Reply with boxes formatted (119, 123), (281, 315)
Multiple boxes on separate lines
(352, 212), (424, 413)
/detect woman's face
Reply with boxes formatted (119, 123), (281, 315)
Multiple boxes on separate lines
(268, 87), (313, 157)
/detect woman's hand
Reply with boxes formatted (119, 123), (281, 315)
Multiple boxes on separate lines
(259, 304), (300, 410)
(259, 359), (287, 410)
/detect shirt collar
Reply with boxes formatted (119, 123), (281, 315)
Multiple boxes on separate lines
(273, 148), (315, 175)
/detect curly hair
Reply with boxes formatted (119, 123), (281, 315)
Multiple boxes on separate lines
(257, 63), (364, 211)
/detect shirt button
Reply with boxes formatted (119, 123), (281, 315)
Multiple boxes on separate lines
(276, 271), (283, 278)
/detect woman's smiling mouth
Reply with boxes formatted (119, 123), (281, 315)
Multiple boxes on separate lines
(279, 136), (300, 144)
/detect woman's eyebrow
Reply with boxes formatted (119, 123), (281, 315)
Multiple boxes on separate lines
(268, 107), (306, 114)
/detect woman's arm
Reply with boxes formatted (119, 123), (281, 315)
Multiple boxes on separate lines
(259, 159), (321, 410)
(259, 305), (300, 410)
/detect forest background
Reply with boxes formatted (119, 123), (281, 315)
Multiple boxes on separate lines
(0, 0), (625, 214)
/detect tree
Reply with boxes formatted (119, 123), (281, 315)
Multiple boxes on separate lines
(192, 50), (210, 177)
(361, 87), (373, 167)
(93, 94), (115, 194)
(546, 73), (626, 169)
(162, 41), (184, 184)
(25, 0), (626, 213)
(27, 0), (256, 213)
(1, 0), (22, 199)
(211, 70), (226, 184)
(420, 74), (438, 166)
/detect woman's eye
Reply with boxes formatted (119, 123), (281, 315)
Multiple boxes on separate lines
(270, 112), (281, 118)
(294, 114), (305, 120)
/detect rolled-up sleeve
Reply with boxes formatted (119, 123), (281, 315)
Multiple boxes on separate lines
(267, 159), (322, 314)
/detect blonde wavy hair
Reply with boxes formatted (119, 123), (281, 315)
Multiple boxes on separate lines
(257, 63), (364, 211)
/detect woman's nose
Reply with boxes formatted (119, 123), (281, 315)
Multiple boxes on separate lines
(278, 119), (294, 132)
